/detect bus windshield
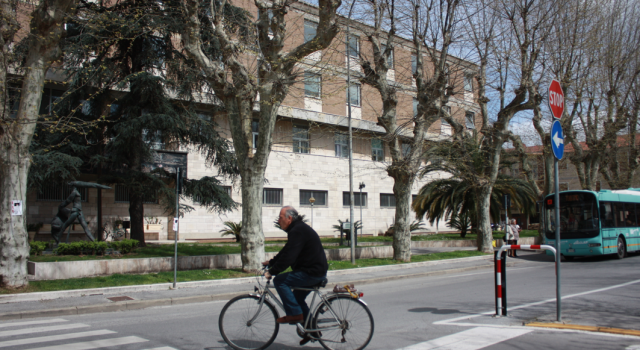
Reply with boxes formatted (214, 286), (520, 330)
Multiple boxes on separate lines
(544, 192), (599, 239)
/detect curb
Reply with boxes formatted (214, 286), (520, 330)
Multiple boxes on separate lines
(0, 255), (492, 304)
(0, 257), (497, 320)
(526, 322), (640, 337)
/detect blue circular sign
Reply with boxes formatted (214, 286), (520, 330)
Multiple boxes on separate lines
(551, 120), (564, 160)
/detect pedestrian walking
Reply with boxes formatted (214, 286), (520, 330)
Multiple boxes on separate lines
(507, 218), (520, 257)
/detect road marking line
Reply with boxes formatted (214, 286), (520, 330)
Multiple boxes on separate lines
(25, 336), (148, 350)
(0, 318), (68, 328)
(397, 326), (532, 349)
(141, 347), (179, 350)
(0, 330), (116, 348)
(435, 277), (640, 326)
(0, 323), (89, 337)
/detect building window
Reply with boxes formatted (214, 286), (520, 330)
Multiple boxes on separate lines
(39, 88), (64, 116)
(464, 74), (473, 92)
(343, 192), (367, 207)
(346, 34), (359, 58)
(335, 133), (349, 158)
(380, 193), (396, 207)
(372, 139), (384, 161)
(413, 98), (419, 117)
(465, 112), (475, 129)
(402, 143), (411, 157)
(304, 72), (321, 98)
(441, 106), (451, 127)
(293, 125), (310, 154)
(300, 190), (327, 206)
(8, 85), (20, 119)
(252, 120), (259, 148)
(115, 184), (158, 204)
(223, 186), (232, 196)
(304, 20), (317, 43)
(381, 44), (394, 68)
(263, 188), (283, 205)
(143, 129), (164, 150)
(37, 183), (88, 202)
(347, 83), (361, 107)
(411, 55), (417, 75)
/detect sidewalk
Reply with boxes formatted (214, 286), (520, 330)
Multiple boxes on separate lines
(0, 250), (495, 321)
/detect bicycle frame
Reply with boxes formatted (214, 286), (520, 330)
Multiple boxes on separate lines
(250, 278), (344, 335)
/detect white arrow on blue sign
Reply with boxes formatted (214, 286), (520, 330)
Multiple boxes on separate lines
(551, 120), (564, 160)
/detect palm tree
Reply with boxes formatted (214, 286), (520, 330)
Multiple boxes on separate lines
(413, 136), (538, 238)
(219, 221), (242, 242)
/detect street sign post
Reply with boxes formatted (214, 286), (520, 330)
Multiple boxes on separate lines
(549, 79), (564, 321)
(549, 79), (565, 119)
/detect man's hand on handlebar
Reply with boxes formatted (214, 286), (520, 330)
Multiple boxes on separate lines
(261, 261), (272, 279)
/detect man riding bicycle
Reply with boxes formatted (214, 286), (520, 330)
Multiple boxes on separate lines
(263, 206), (328, 345)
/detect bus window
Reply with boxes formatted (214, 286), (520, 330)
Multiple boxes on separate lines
(601, 202), (616, 228)
(624, 203), (637, 227)
(614, 203), (626, 227)
(632, 203), (640, 227)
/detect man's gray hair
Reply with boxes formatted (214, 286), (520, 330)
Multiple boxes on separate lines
(283, 206), (299, 221)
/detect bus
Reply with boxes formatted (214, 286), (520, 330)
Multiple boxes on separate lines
(543, 189), (640, 260)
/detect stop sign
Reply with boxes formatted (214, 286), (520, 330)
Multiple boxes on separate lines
(549, 79), (564, 119)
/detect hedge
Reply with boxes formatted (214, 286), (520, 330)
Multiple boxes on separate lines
(29, 239), (139, 256)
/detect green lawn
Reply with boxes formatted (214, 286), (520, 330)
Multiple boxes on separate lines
(5, 250), (487, 294)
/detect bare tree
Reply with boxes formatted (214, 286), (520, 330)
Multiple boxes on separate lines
(179, 0), (341, 270)
(0, 0), (79, 287)
(458, 0), (558, 252)
(355, 0), (463, 261)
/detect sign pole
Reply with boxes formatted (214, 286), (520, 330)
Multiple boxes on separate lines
(173, 167), (179, 289)
(554, 158), (561, 321)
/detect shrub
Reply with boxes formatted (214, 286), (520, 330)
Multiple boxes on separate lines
(53, 239), (138, 256)
(29, 241), (49, 256)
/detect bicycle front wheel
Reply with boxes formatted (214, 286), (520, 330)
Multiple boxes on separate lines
(313, 295), (374, 350)
(218, 294), (279, 350)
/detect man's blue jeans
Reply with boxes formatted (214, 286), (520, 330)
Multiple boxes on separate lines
(273, 271), (326, 320)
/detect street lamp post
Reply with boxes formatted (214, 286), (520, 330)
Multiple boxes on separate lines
(359, 182), (365, 238)
(309, 196), (316, 227)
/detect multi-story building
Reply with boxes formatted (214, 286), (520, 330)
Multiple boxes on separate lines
(24, 1), (481, 240)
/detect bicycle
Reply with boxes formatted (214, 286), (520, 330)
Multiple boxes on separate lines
(218, 266), (374, 350)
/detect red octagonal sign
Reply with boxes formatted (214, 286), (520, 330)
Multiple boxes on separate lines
(549, 79), (564, 119)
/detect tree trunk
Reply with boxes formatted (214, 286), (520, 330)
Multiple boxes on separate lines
(128, 133), (146, 246)
(389, 170), (414, 262)
(238, 166), (266, 272)
(475, 185), (493, 253)
(0, 0), (78, 288)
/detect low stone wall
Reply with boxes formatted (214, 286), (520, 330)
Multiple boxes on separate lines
(27, 237), (542, 281)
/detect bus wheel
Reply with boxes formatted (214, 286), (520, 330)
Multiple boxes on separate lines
(617, 236), (627, 259)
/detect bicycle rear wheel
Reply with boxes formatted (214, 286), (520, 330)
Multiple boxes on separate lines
(313, 295), (374, 350)
(218, 294), (279, 350)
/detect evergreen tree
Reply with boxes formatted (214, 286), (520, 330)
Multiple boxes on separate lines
(30, 0), (238, 246)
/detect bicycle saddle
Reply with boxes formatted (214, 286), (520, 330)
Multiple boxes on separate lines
(311, 278), (328, 288)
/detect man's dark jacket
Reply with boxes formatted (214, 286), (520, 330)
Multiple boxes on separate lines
(268, 219), (328, 277)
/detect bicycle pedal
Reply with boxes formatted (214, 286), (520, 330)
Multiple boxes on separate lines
(296, 323), (305, 334)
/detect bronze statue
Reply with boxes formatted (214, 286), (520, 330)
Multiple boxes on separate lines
(51, 181), (111, 243)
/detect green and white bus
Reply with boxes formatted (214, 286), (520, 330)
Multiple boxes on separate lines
(544, 189), (640, 259)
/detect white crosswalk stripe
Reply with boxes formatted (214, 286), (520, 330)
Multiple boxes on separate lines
(0, 330), (116, 348)
(0, 319), (68, 329)
(0, 323), (89, 337)
(397, 326), (533, 350)
(0, 318), (179, 350)
(25, 336), (148, 350)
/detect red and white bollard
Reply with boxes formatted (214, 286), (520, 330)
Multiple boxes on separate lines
(495, 244), (557, 316)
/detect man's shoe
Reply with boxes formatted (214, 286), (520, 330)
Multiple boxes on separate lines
(276, 314), (303, 324)
(300, 332), (321, 346)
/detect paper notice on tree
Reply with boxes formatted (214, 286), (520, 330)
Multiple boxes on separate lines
(11, 200), (23, 216)
(173, 218), (178, 231)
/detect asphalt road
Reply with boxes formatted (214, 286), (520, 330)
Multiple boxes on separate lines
(3, 252), (640, 349)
